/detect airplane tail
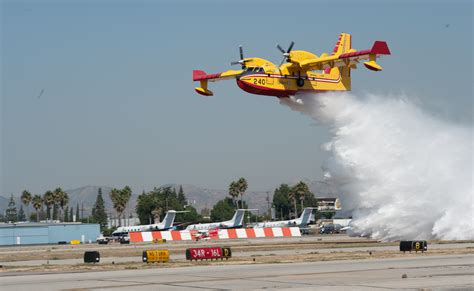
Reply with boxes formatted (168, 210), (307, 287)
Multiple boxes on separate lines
(162, 211), (177, 229)
(298, 207), (314, 226)
(230, 209), (246, 227)
(162, 210), (189, 229)
(329, 32), (352, 90)
(332, 33), (352, 55)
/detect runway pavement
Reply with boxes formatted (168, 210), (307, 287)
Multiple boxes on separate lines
(2, 242), (473, 267)
(1, 254), (473, 290)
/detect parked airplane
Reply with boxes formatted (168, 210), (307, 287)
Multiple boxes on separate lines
(185, 209), (255, 231)
(112, 210), (188, 237)
(254, 207), (315, 228)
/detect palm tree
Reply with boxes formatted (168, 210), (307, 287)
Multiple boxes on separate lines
(32, 195), (43, 222)
(109, 188), (120, 225)
(109, 186), (132, 226)
(288, 187), (297, 218)
(292, 181), (310, 217)
(21, 190), (32, 220)
(236, 177), (248, 209)
(54, 188), (69, 221)
(43, 191), (55, 221)
(228, 181), (239, 208)
(59, 190), (69, 222)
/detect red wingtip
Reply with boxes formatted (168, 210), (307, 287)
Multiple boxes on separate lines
(370, 41), (391, 55)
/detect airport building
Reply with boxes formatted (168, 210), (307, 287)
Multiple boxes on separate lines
(0, 222), (100, 246)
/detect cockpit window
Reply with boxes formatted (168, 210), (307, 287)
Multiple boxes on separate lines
(246, 67), (264, 73)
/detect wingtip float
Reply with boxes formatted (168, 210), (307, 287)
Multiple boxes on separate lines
(193, 33), (390, 98)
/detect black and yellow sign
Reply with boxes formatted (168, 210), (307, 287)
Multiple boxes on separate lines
(222, 247), (232, 259)
(142, 250), (169, 263)
(399, 240), (428, 253)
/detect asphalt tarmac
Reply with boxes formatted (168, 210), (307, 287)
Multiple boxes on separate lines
(1, 254), (473, 290)
(2, 242), (472, 267)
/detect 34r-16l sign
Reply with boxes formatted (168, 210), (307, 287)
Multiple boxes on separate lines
(186, 247), (232, 261)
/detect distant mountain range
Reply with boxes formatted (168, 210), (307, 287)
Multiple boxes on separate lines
(0, 181), (339, 217)
(164, 184), (272, 214)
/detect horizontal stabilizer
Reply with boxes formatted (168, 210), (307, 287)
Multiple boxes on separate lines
(193, 70), (222, 81)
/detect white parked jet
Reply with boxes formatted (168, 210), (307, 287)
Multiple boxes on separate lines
(185, 209), (255, 231)
(112, 210), (188, 236)
(254, 207), (315, 228)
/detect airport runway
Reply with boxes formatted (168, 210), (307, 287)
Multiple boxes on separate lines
(1, 254), (473, 290)
(2, 242), (473, 267)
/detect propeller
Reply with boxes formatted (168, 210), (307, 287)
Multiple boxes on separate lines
(276, 41), (295, 66)
(231, 45), (250, 69)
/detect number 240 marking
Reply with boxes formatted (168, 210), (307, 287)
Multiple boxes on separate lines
(253, 78), (265, 85)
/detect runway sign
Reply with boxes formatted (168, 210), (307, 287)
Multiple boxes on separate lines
(142, 250), (169, 263)
(186, 247), (232, 261)
(84, 251), (100, 263)
(400, 240), (428, 253)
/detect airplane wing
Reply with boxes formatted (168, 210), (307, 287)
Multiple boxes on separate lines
(299, 41), (391, 72)
(193, 69), (243, 96)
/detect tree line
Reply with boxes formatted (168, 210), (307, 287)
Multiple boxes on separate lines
(2, 178), (333, 231)
(1, 186), (128, 233)
(210, 179), (333, 222)
(135, 185), (200, 225)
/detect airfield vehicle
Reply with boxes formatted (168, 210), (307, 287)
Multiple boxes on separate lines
(320, 223), (342, 234)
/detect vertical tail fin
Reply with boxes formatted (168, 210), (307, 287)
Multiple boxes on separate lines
(162, 211), (177, 229)
(328, 32), (352, 90)
(298, 208), (314, 226)
(332, 32), (352, 55)
(230, 209), (246, 227)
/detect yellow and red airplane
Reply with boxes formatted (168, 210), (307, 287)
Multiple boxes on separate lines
(193, 33), (390, 98)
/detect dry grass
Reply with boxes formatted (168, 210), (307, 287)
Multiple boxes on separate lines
(1, 245), (472, 274)
(0, 239), (395, 262)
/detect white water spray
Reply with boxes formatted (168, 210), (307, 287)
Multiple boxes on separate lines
(281, 92), (473, 241)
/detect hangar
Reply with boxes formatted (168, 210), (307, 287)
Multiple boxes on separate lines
(0, 222), (100, 245)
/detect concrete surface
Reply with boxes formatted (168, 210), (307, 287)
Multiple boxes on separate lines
(1, 254), (473, 290)
(1, 242), (473, 267)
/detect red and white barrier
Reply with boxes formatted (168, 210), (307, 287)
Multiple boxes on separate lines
(129, 227), (301, 243)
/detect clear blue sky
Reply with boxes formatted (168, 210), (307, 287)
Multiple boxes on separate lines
(1, 0), (472, 196)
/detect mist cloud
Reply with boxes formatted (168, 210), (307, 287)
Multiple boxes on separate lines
(281, 92), (473, 241)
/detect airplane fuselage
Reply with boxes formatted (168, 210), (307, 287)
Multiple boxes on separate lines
(255, 220), (299, 228)
(236, 68), (350, 98)
(193, 33), (390, 98)
(185, 222), (241, 231)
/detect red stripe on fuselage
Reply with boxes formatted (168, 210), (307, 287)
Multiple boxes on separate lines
(237, 80), (294, 97)
(236, 80), (330, 98)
